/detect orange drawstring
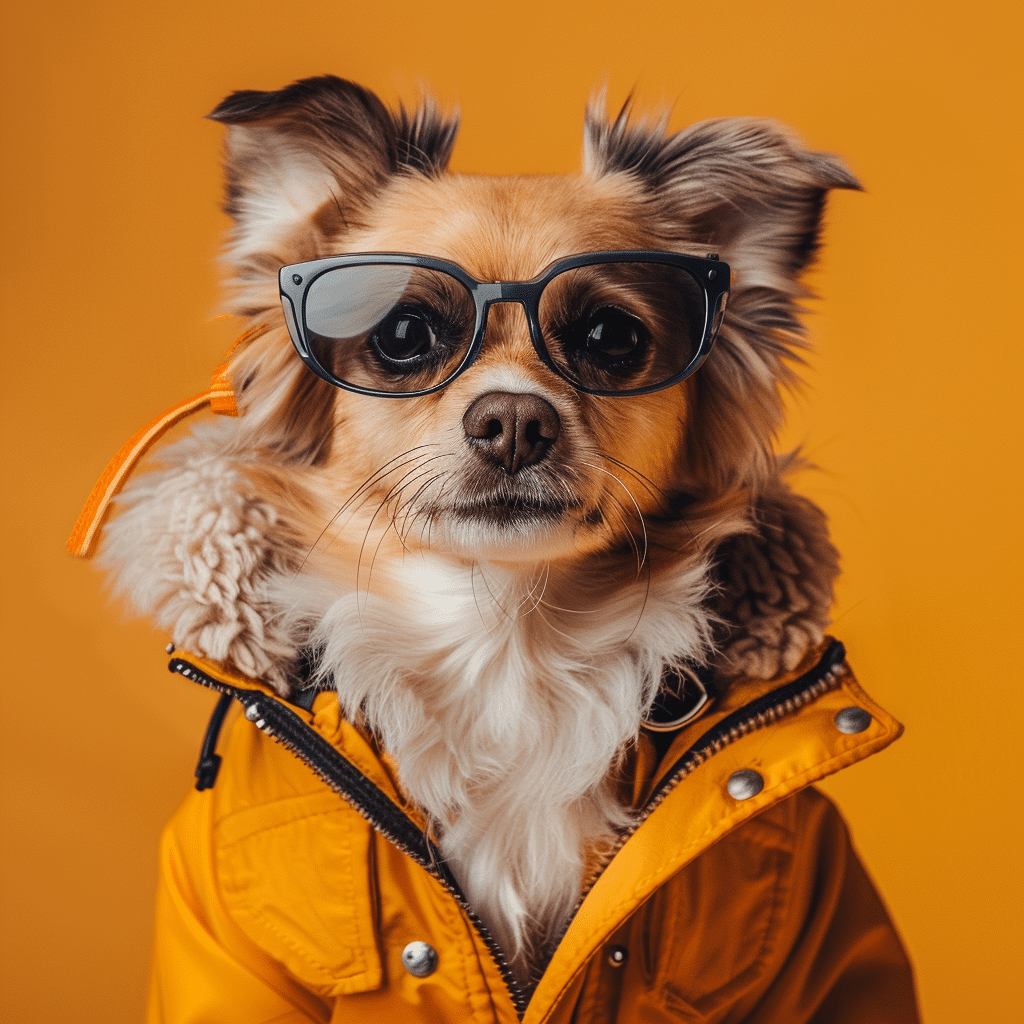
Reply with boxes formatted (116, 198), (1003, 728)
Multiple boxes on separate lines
(66, 325), (264, 558)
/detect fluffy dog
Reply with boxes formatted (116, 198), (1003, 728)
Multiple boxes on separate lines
(101, 76), (856, 984)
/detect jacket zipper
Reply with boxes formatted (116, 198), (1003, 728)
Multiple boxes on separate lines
(169, 658), (531, 1017)
(554, 639), (850, 947)
(172, 639), (846, 1019)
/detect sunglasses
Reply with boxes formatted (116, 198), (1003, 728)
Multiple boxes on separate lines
(278, 250), (729, 398)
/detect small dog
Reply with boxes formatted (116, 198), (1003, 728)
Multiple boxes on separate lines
(101, 76), (857, 984)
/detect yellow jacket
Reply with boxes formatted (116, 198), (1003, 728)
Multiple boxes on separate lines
(147, 639), (919, 1023)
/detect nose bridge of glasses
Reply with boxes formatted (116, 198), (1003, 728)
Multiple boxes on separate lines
(473, 281), (535, 306)
(473, 282), (537, 339)
(475, 282), (539, 346)
(469, 285), (550, 381)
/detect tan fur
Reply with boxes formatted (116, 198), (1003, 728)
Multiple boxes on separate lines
(102, 77), (856, 985)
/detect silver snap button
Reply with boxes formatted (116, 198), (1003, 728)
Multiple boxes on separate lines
(607, 945), (628, 967)
(401, 940), (438, 977)
(834, 707), (872, 734)
(244, 704), (261, 721)
(726, 769), (764, 800)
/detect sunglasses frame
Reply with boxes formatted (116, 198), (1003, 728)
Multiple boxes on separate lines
(278, 250), (730, 399)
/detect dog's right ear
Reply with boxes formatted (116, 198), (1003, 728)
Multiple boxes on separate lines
(208, 75), (459, 315)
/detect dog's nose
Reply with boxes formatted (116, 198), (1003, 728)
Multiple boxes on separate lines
(462, 391), (561, 475)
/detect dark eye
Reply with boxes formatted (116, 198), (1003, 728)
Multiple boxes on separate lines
(564, 307), (648, 366)
(372, 308), (437, 362)
(584, 308), (645, 358)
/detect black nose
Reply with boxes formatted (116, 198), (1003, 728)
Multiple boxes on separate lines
(462, 391), (561, 475)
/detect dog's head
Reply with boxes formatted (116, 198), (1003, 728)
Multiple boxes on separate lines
(207, 76), (857, 571)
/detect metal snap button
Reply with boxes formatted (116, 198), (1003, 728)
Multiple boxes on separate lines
(607, 945), (628, 967)
(834, 707), (872, 734)
(401, 940), (439, 977)
(726, 769), (764, 800)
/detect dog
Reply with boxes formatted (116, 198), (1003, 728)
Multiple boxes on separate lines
(98, 75), (860, 988)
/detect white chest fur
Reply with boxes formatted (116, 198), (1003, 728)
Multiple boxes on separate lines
(286, 549), (714, 971)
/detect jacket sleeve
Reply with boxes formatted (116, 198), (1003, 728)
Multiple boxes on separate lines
(146, 790), (329, 1024)
(739, 788), (920, 1024)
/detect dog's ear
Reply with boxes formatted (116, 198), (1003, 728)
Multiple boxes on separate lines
(584, 100), (860, 490)
(584, 103), (858, 277)
(208, 75), (459, 316)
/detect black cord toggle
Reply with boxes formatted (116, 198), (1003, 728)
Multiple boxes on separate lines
(194, 693), (234, 791)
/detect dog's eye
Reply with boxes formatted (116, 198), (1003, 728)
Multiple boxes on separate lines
(372, 308), (438, 362)
(584, 308), (646, 358)
(562, 307), (648, 366)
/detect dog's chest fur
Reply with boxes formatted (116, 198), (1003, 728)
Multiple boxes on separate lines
(290, 547), (716, 960)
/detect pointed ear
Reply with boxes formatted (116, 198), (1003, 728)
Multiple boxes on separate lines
(584, 100), (860, 490)
(584, 100), (859, 282)
(208, 75), (459, 315)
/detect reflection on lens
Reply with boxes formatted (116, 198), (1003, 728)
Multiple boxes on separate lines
(304, 264), (476, 393)
(306, 264), (415, 337)
(539, 262), (706, 393)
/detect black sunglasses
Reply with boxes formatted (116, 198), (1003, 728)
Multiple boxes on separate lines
(278, 250), (729, 398)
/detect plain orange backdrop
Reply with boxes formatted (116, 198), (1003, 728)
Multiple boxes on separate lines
(1, 1), (1021, 1020)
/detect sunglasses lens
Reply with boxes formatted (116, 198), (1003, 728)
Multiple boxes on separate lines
(538, 262), (708, 393)
(303, 264), (476, 393)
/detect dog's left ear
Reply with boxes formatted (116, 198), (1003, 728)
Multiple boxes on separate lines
(208, 75), (459, 316)
(583, 99), (859, 287)
(584, 100), (860, 491)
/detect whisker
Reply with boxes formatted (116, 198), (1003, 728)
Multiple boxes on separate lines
(394, 471), (449, 549)
(394, 458), (453, 541)
(356, 460), (443, 604)
(470, 562), (499, 636)
(475, 561), (515, 621)
(337, 447), (438, 527)
(422, 473), (454, 551)
(365, 520), (394, 596)
(516, 561), (550, 616)
(296, 445), (438, 573)
(580, 448), (669, 507)
(535, 600), (600, 615)
(603, 493), (645, 570)
(532, 601), (590, 651)
(533, 561), (552, 613)
(621, 554), (653, 646)
(365, 454), (454, 589)
(579, 460), (649, 576)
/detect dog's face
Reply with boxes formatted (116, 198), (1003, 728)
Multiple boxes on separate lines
(302, 172), (699, 564)
(210, 77), (857, 573)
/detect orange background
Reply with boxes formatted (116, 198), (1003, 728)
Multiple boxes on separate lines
(1, 1), (1021, 1020)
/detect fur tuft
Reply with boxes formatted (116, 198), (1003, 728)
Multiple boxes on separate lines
(395, 95), (461, 176)
(711, 474), (841, 679)
(101, 421), (308, 694)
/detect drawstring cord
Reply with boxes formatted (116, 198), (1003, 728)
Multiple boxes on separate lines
(66, 324), (265, 558)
